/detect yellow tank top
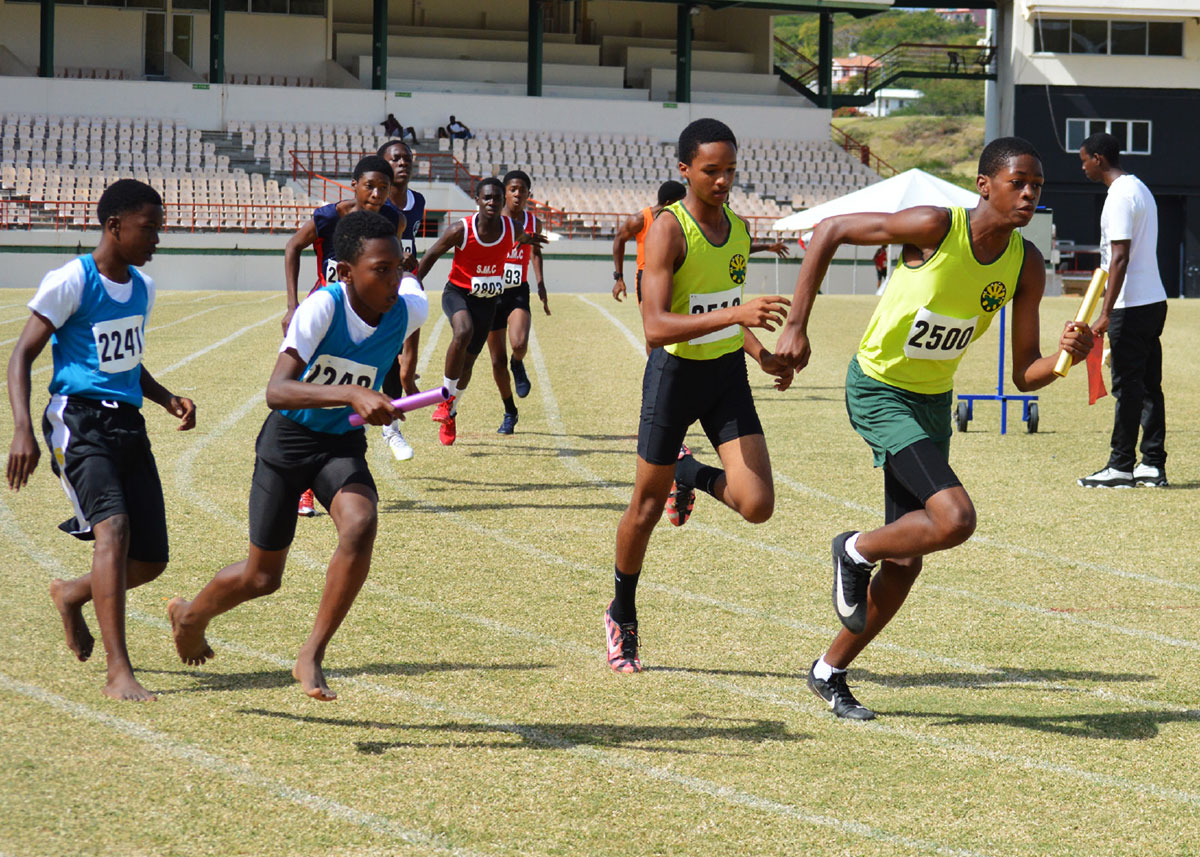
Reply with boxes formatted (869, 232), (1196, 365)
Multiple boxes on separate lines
(857, 206), (1025, 394)
(662, 201), (749, 360)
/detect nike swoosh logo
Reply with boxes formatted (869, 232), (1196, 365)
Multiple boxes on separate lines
(834, 562), (858, 618)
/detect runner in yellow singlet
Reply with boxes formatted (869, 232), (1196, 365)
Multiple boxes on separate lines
(604, 118), (794, 674)
(774, 137), (1094, 719)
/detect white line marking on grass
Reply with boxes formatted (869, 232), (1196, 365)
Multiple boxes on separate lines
(415, 312), (448, 378)
(0, 495), (998, 857)
(574, 294), (1200, 627)
(155, 311), (278, 377)
(146, 292), (281, 336)
(5, 675), (492, 857)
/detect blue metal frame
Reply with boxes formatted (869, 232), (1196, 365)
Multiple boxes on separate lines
(954, 305), (1038, 435)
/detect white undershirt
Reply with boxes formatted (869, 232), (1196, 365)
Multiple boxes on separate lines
(1100, 174), (1165, 309)
(28, 257), (157, 329)
(281, 274), (428, 363)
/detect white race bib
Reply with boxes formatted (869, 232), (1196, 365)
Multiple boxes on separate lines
(92, 315), (145, 373)
(687, 286), (742, 346)
(400, 237), (416, 257)
(502, 262), (524, 289)
(903, 307), (978, 361)
(469, 275), (504, 298)
(302, 354), (377, 390)
(323, 256), (340, 286)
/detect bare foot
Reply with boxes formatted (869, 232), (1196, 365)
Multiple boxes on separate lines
(293, 656), (337, 701)
(50, 578), (94, 662)
(167, 597), (215, 666)
(103, 671), (157, 702)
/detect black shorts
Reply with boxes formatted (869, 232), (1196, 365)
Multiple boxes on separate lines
(882, 438), (962, 524)
(442, 284), (499, 355)
(248, 411), (377, 551)
(635, 270), (643, 304)
(491, 282), (531, 331)
(42, 396), (169, 562)
(637, 347), (763, 465)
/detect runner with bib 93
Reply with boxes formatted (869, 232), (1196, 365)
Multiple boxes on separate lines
(773, 137), (1094, 719)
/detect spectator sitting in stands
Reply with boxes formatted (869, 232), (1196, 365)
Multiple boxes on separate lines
(446, 115), (472, 140)
(381, 114), (417, 143)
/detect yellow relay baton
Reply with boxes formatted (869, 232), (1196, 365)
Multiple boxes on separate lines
(1053, 267), (1108, 378)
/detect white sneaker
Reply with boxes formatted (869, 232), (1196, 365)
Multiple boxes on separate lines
(1133, 462), (1167, 487)
(381, 422), (414, 461)
(1077, 467), (1134, 488)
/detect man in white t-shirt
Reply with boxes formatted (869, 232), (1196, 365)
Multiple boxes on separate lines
(1077, 132), (1168, 488)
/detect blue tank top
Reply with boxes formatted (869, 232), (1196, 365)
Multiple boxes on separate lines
(383, 188), (426, 257)
(48, 254), (148, 407)
(311, 203), (402, 291)
(280, 283), (411, 434)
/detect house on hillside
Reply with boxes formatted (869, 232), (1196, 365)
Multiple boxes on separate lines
(832, 54), (881, 87)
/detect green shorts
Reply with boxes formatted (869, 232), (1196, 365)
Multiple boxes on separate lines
(844, 356), (952, 467)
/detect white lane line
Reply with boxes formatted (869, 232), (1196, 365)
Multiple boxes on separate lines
(774, 473), (1200, 596)
(415, 312), (447, 378)
(155, 311), (277, 378)
(370, 590), (1200, 811)
(5, 675), (492, 857)
(568, 290), (1200, 619)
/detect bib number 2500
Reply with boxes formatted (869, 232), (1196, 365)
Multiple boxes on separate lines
(903, 307), (977, 361)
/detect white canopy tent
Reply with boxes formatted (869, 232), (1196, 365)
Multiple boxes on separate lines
(770, 168), (981, 293)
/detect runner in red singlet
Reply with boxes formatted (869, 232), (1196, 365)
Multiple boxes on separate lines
(416, 177), (545, 445)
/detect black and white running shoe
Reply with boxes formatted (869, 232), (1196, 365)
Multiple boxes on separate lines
(831, 530), (873, 634)
(807, 660), (876, 720)
(1078, 467), (1135, 488)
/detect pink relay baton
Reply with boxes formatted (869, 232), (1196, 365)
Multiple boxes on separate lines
(348, 386), (450, 427)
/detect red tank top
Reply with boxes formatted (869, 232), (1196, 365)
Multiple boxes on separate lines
(503, 210), (536, 287)
(448, 214), (515, 297)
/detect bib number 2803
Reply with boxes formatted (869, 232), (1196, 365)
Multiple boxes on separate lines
(903, 307), (977, 361)
(470, 276), (504, 298)
(92, 315), (145, 374)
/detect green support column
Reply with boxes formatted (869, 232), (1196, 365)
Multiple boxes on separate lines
(371, 0), (387, 91)
(527, 0), (543, 97)
(39, 0), (55, 78)
(209, 0), (225, 85)
(818, 11), (833, 109)
(675, 3), (692, 103)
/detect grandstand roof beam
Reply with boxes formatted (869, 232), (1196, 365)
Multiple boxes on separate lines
(676, 3), (693, 103)
(528, 0), (544, 97)
(371, 0), (387, 90)
(38, 0), (53, 79)
(818, 10), (833, 108)
(209, 0), (225, 88)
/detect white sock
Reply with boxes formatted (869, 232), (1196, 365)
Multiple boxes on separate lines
(450, 386), (466, 416)
(813, 656), (845, 682)
(443, 376), (458, 398)
(846, 532), (873, 567)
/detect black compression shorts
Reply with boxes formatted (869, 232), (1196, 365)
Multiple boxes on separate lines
(636, 347), (763, 465)
(442, 284), (500, 355)
(248, 411), (377, 551)
(882, 438), (962, 524)
(491, 282), (531, 331)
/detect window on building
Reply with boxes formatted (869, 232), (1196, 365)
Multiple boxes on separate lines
(1067, 118), (1152, 155)
(6, 0), (322, 11)
(1034, 18), (1184, 57)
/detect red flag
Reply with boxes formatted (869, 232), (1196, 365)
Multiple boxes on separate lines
(1087, 333), (1107, 405)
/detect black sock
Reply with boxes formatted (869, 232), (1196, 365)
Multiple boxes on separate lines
(502, 396), (517, 416)
(611, 566), (639, 624)
(675, 454), (723, 496)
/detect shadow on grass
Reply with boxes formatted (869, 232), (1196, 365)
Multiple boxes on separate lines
(381, 498), (627, 514)
(238, 707), (810, 755)
(147, 661), (553, 694)
(888, 708), (1200, 740)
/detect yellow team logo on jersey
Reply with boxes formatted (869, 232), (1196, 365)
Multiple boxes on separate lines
(728, 254), (747, 285)
(980, 281), (1006, 313)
